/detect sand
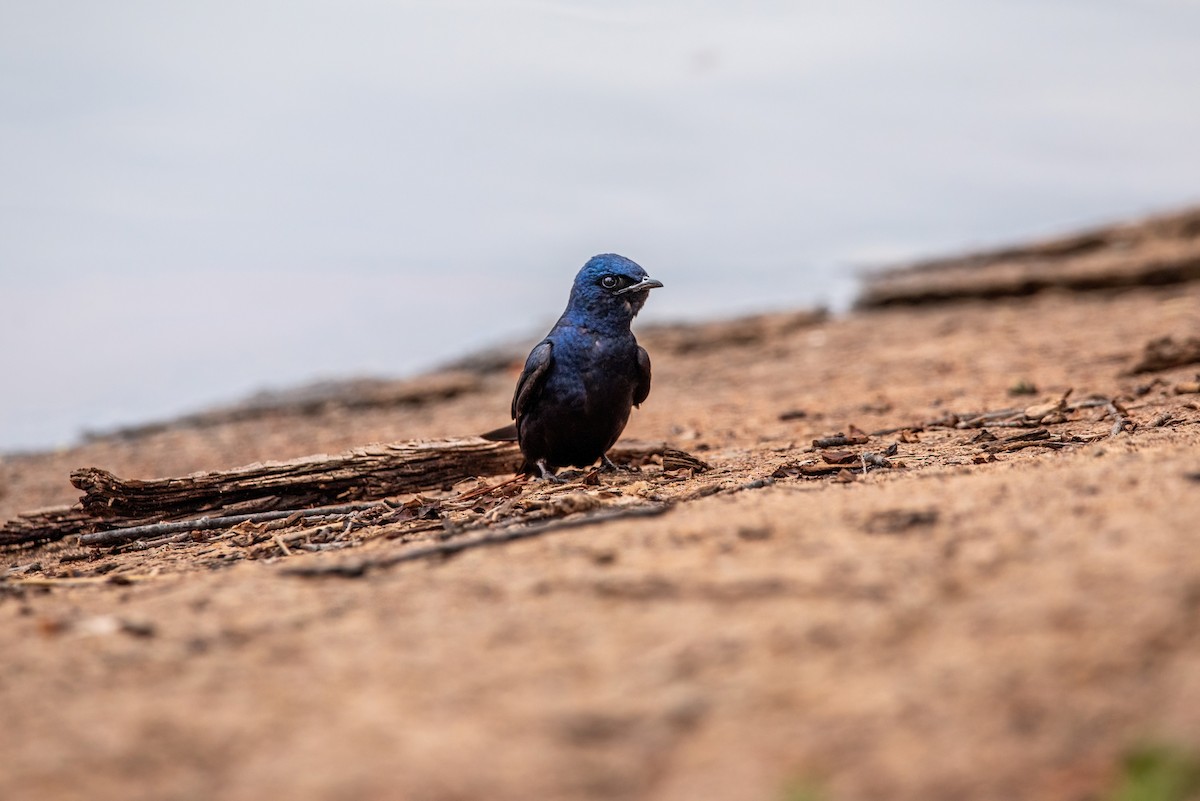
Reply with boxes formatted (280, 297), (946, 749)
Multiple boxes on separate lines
(3, 213), (1200, 801)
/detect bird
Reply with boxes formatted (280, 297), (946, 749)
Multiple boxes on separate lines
(488, 254), (663, 480)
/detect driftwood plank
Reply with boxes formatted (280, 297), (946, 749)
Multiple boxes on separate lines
(0, 507), (100, 547)
(70, 438), (528, 520)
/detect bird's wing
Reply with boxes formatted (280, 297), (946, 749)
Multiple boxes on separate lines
(633, 345), (652, 407)
(512, 340), (554, 420)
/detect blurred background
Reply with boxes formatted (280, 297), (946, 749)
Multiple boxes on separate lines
(2, 0), (1199, 452)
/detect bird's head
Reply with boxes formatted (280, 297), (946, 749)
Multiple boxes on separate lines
(566, 253), (663, 325)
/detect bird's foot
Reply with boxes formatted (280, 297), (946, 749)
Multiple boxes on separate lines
(599, 455), (626, 473)
(535, 459), (567, 483)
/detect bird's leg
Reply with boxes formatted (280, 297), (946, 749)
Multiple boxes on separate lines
(536, 459), (567, 483)
(600, 454), (641, 474)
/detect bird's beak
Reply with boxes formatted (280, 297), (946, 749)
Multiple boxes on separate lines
(615, 277), (664, 295)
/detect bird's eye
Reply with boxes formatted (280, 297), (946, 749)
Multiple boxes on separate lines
(601, 275), (620, 290)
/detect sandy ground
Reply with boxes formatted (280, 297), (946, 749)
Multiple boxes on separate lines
(3, 232), (1200, 800)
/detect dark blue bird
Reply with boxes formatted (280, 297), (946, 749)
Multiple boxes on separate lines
(502, 254), (662, 480)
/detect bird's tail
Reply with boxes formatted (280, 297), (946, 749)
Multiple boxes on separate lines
(479, 423), (519, 442)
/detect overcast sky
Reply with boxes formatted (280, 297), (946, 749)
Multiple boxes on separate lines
(2, 0), (1199, 450)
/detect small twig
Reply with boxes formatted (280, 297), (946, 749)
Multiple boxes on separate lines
(455, 474), (527, 502)
(812, 433), (869, 448)
(980, 428), (1059, 453)
(1067, 397), (1114, 411)
(275, 524), (338, 545)
(1105, 400), (1136, 436)
(271, 533), (293, 556)
(954, 407), (1023, 427)
(283, 503), (672, 579)
(869, 425), (922, 437)
(1001, 428), (1050, 443)
(121, 531), (196, 550)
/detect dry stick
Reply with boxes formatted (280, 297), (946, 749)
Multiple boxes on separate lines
(282, 503), (672, 579)
(1105, 401), (1135, 436)
(1069, 398), (1116, 411)
(455, 474), (528, 502)
(953, 407), (1024, 428)
(276, 523), (342, 545)
(79, 502), (386, 546)
(1000, 427), (1051, 442)
(114, 531), (202, 551)
(271, 533), (294, 556)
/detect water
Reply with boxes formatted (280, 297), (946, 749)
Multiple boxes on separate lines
(3, 0), (1199, 451)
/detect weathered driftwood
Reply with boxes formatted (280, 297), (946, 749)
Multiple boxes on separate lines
(856, 206), (1200, 308)
(71, 438), (528, 521)
(1, 438), (668, 548)
(0, 507), (105, 547)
